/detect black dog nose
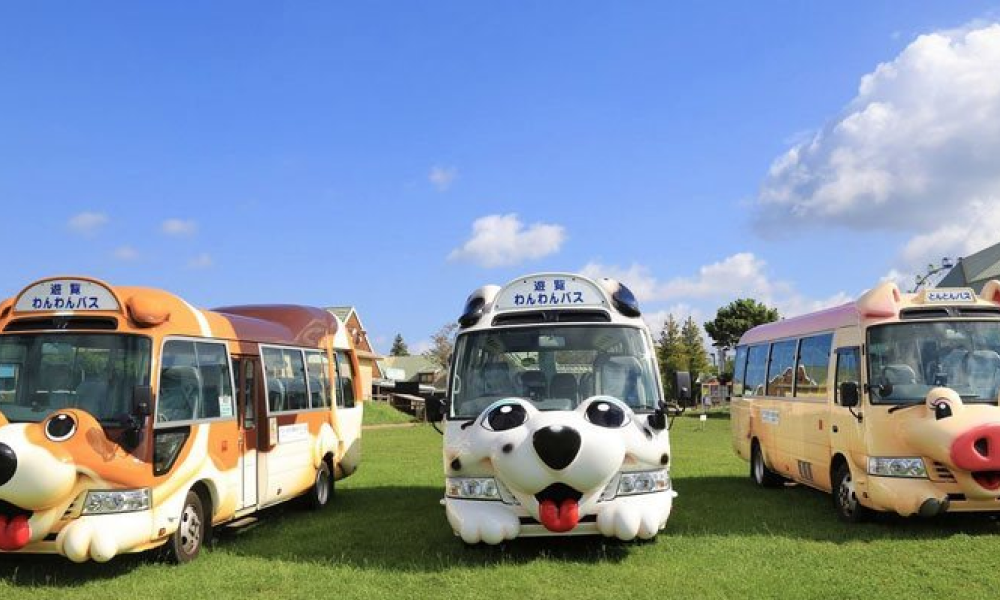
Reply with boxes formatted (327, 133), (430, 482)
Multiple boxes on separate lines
(532, 426), (581, 471)
(0, 443), (16, 487)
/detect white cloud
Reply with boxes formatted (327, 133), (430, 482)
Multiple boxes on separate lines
(162, 218), (198, 236)
(187, 253), (213, 269)
(67, 212), (108, 236)
(582, 253), (851, 321)
(429, 166), (458, 191)
(448, 213), (566, 268)
(411, 338), (433, 355)
(113, 246), (139, 261)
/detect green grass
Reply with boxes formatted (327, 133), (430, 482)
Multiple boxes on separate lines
(3, 414), (1000, 599)
(361, 400), (416, 426)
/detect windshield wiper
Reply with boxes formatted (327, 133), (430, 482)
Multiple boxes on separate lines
(887, 403), (923, 414)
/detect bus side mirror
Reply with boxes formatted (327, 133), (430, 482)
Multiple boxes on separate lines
(675, 371), (692, 404)
(840, 382), (860, 408)
(426, 397), (447, 422)
(132, 385), (152, 416)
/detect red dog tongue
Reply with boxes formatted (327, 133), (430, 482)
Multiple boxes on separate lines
(0, 515), (31, 551)
(539, 499), (580, 533)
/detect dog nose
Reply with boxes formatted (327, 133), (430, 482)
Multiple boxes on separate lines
(0, 442), (16, 487)
(532, 426), (581, 471)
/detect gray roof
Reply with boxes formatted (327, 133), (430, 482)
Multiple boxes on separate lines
(383, 355), (443, 381)
(939, 242), (1000, 292)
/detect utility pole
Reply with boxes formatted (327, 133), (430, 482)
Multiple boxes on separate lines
(912, 257), (955, 293)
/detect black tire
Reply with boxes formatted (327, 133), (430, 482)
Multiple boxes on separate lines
(833, 462), (872, 523)
(750, 441), (784, 488)
(166, 490), (206, 563)
(307, 460), (333, 510)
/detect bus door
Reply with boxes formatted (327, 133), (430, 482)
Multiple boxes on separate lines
(829, 345), (865, 487)
(334, 351), (363, 474)
(234, 356), (260, 510)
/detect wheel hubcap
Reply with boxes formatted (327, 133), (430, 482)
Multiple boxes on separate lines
(180, 504), (202, 554)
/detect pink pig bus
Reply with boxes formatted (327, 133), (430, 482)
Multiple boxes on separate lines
(731, 281), (1000, 521)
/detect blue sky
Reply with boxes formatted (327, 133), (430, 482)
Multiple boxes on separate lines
(2, 2), (999, 353)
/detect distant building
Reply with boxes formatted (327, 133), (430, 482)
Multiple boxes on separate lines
(325, 306), (384, 400)
(938, 242), (1000, 293)
(382, 355), (447, 391)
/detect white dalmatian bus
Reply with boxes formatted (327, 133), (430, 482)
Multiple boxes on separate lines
(427, 273), (676, 544)
(732, 281), (1000, 521)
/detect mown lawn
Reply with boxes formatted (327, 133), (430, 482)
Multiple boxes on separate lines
(3, 413), (1000, 599)
(361, 400), (416, 426)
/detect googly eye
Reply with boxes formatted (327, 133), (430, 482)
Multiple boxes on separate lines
(933, 401), (953, 420)
(585, 401), (628, 428)
(45, 413), (77, 442)
(483, 403), (528, 432)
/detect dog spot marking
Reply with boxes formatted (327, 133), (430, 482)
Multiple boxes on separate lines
(643, 428), (653, 440)
(660, 453), (670, 466)
(502, 443), (513, 454)
(450, 458), (462, 471)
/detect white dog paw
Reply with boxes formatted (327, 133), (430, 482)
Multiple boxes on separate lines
(448, 504), (520, 545)
(60, 520), (119, 563)
(597, 504), (665, 541)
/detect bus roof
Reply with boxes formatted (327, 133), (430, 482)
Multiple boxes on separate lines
(739, 280), (1000, 347)
(0, 276), (337, 348)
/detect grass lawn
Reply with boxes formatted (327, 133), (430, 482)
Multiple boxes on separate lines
(3, 413), (1000, 599)
(361, 400), (416, 426)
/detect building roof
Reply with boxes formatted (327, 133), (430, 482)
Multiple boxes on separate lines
(383, 355), (443, 381)
(939, 242), (1000, 292)
(325, 306), (354, 322)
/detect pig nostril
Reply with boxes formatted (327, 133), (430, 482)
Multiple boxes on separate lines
(974, 438), (990, 458)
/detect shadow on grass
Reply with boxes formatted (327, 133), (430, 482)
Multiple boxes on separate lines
(671, 475), (1000, 541)
(217, 485), (632, 571)
(0, 550), (157, 587)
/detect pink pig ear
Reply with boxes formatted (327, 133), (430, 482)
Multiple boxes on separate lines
(981, 280), (1000, 304)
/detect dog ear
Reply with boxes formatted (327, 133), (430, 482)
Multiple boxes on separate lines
(0, 411), (8, 427)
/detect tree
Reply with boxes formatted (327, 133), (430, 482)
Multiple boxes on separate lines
(656, 315), (688, 399)
(424, 323), (459, 368)
(681, 316), (711, 381)
(704, 299), (779, 352)
(389, 334), (410, 357)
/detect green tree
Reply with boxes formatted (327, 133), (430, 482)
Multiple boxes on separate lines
(681, 316), (711, 380)
(656, 315), (688, 399)
(389, 334), (410, 357)
(704, 299), (779, 352)
(423, 323), (459, 368)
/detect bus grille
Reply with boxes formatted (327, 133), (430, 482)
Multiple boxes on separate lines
(932, 462), (956, 483)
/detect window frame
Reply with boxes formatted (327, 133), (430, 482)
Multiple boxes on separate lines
(835, 346), (862, 406)
(260, 343), (331, 416)
(794, 333), (835, 400)
(154, 336), (237, 428)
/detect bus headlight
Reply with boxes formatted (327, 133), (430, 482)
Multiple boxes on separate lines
(82, 489), (152, 514)
(616, 470), (671, 497)
(867, 457), (928, 478)
(446, 477), (501, 500)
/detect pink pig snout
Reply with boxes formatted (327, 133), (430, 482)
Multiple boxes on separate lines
(950, 424), (1000, 472)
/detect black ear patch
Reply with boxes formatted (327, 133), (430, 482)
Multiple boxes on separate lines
(45, 413), (77, 442)
(586, 401), (627, 428)
(485, 404), (528, 431)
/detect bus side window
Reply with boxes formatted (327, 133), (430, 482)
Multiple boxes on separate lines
(835, 347), (861, 405)
(732, 346), (748, 397)
(796, 334), (833, 398)
(745, 345), (769, 397)
(335, 352), (356, 409)
(242, 358), (256, 428)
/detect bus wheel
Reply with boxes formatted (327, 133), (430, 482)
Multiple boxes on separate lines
(308, 461), (333, 510)
(750, 442), (783, 488)
(833, 462), (871, 523)
(167, 491), (206, 563)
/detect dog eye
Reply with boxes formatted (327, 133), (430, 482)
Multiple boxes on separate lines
(586, 401), (627, 428)
(46, 414), (77, 442)
(934, 402), (953, 420)
(484, 404), (528, 431)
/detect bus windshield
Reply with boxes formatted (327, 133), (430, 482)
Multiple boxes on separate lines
(868, 321), (1000, 405)
(0, 333), (152, 423)
(450, 325), (661, 418)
